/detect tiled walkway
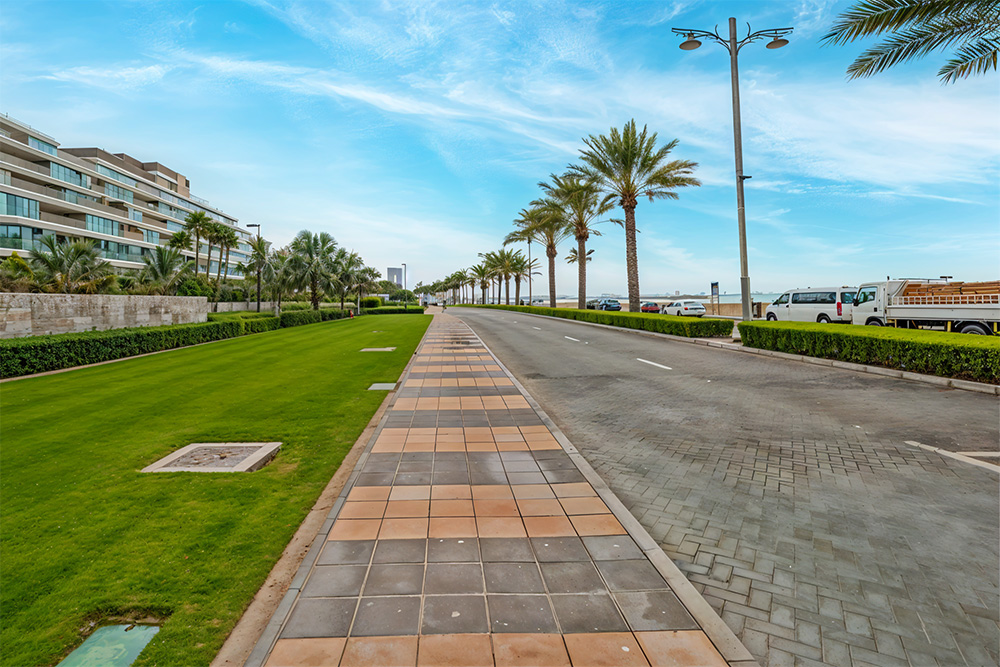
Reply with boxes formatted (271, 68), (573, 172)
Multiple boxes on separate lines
(249, 316), (745, 666)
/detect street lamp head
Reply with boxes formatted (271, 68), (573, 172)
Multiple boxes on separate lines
(766, 36), (789, 49)
(679, 33), (702, 50)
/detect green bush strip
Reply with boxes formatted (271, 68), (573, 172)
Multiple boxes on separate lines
(738, 321), (1000, 384)
(361, 306), (427, 315)
(459, 304), (732, 337)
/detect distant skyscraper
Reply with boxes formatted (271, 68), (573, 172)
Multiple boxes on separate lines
(387, 267), (403, 287)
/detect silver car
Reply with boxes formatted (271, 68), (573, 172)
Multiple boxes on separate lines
(663, 300), (706, 317)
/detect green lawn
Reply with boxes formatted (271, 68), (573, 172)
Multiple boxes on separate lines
(0, 314), (430, 667)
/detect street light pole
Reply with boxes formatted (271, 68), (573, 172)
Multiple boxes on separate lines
(527, 239), (532, 305)
(246, 223), (262, 312)
(402, 263), (407, 312)
(673, 19), (792, 322)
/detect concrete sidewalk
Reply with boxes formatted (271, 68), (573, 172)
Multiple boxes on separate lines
(246, 314), (754, 666)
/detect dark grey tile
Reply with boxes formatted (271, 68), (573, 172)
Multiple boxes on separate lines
(471, 471), (509, 485)
(435, 452), (467, 462)
(421, 595), (489, 634)
(506, 472), (548, 485)
(397, 461), (433, 473)
(281, 597), (357, 638)
(372, 539), (426, 564)
(355, 472), (395, 486)
(394, 472), (432, 485)
(352, 596), (421, 636)
(362, 459), (400, 473)
(427, 537), (480, 563)
(401, 452), (433, 462)
(487, 595), (558, 633)
(539, 561), (607, 594)
(596, 560), (668, 591)
(550, 593), (629, 633)
(432, 460), (468, 471)
(536, 458), (576, 471)
(531, 536), (590, 562)
(318, 540), (375, 566)
(424, 563), (484, 594)
(582, 535), (644, 561)
(468, 453), (503, 463)
(469, 462), (506, 473)
(432, 471), (471, 485)
(363, 564), (424, 596)
(484, 562), (545, 593)
(613, 591), (698, 631)
(499, 451), (534, 461)
(542, 469), (587, 484)
(531, 450), (570, 460)
(480, 538), (534, 562)
(302, 565), (367, 597)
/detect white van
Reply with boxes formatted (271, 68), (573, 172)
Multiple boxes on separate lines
(765, 287), (857, 323)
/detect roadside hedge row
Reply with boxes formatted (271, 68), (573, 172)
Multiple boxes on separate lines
(462, 304), (733, 337)
(1, 308), (354, 379)
(362, 306), (426, 315)
(738, 321), (1000, 384)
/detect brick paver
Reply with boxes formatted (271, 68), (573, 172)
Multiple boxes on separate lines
(249, 315), (742, 666)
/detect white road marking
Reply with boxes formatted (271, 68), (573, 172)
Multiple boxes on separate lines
(564, 336), (580, 342)
(532, 326), (542, 330)
(637, 358), (672, 371)
(904, 440), (1000, 473)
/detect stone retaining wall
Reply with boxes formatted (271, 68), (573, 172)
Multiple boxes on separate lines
(0, 293), (209, 338)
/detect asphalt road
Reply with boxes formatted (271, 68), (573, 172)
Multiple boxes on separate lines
(452, 307), (1000, 667)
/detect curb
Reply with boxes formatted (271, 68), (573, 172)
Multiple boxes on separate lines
(473, 309), (1000, 397)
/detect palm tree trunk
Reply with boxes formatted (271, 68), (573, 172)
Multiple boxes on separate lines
(514, 278), (521, 305)
(547, 245), (557, 308)
(216, 244), (224, 283)
(311, 277), (319, 310)
(223, 246), (231, 282)
(577, 235), (587, 310)
(504, 278), (510, 305)
(194, 234), (201, 277)
(481, 286), (486, 304)
(624, 205), (640, 312)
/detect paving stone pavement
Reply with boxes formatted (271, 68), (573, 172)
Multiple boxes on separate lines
(453, 308), (1000, 667)
(248, 315), (751, 667)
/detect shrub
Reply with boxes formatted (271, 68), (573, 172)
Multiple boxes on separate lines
(177, 277), (214, 297)
(279, 309), (322, 328)
(320, 308), (350, 321)
(360, 296), (383, 308)
(281, 302), (311, 311)
(461, 305), (731, 337)
(361, 306), (426, 315)
(738, 321), (1000, 383)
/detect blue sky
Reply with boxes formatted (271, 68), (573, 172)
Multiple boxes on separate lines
(3, 0), (998, 295)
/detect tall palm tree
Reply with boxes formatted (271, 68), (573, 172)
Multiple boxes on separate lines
(539, 173), (614, 309)
(332, 248), (365, 310)
(470, 263), (491, 304)
(183, 212), (212, 277)
(823, 0), (1000, 83)
(139, 246), (193, 295)
(29, 235), (116, 294)
(508, 250), (533, 305)
(168, 230), (192, 253)
(202, 222), (221, 282)
(242, 236), (271, 309)
(287, 230), (339, 310)
(571, 120), (700, 312)
(507, 206), (570, 308)
(216, 226), (239, 283)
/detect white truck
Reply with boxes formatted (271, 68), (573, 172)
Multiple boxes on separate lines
(851, 279), (1000, 335)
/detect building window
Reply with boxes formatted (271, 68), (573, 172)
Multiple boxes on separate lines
(104, 182), (134, 203)
(29, 137), (58, 156)
(129, 208), (143, 222)
(165, 220), (183, 233)
(50, 162), (90, 188)
(142, 229), (159, 245)
(96, 164), (137, 187)
(85, 214), (120, 237)
(0, 193), (40, 219)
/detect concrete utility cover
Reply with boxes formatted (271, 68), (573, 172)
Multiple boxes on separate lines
(361, 347), (396, 352)
(58, 625), (159, 667)
(368, 383), (397, 391)
(141, 442), (281, 473)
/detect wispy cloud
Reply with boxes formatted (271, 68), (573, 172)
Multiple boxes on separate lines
(44, 64), (171, 90)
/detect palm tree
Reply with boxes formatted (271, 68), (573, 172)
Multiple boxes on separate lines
(263, 250), (296, 314)
(332, 248), (365, 310)
(168, 230), (192, 253)
(242, 236), (271, 309)
(202, 222), (223, 283)
(566, 247), (594, 264)
(29, 235), (116, 293)
(508, 250), (533, 305)
(139, 246), (193, 295)
(470, 263), (491, 304)
(823, 0), (1000, 83)
(216, 226), (239, 283)
(507, 206), (570, 308)
(539, 173), (614, 309)
(571, 120), (700, 312)
(183, 212), (212, 277)
(287, 230), (339, 310)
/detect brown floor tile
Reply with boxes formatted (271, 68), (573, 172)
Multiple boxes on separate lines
(526, 440), (562, 451)
(384, 500), (430, 518)
(339, 501), (388, 520)
(403, 441), (436, 452)
(417, 634), (493, 667)
(559, 497), (611, 516)
(347, 486), (392, 502)
(563, 633), (650, 666)
(497, 441), (530, 452)
(519, 426), (550, 434)
(634, 631), (726, 667)
(340, 636), (418, 667)
(328, 519), (382, 541)
(476, 517), (527, 538)
(429, 516), (478, 538)
(552, 483), (598, 498)
(570, 515), (627, 536)
(524, 515), (577, 537)
(492, 426), (521, 434)
(410, 427), (436, 435)
(516, 498), (565, 516)
(511, 484), (556, 500)
(389, 486), (432, 501)
(495, 434), (526, 442)
(473, 499), (519, 516)
(431, 484), (473, 500)
(430, 499), (474, 517)
(492, 634), (570, 667)
(265, 637), (347, 667)
(372, 440), (405, 453)
(434, 442), (466, 452)
(471, 485), (514, 500)
(379, 518), (429, 539)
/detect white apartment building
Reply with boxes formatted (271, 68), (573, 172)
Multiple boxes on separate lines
(0, 113), (251, 276)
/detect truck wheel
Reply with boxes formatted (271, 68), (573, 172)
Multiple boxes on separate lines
(817, 315), (831, 323)
(766, 314), (777, 321)
(865, 318), (884, 326)
(959, 323), (990, 335)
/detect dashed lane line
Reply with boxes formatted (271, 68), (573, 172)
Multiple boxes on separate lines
(637, 358), (672, 371)
(564, 336), (580, 342)
(532, 326), (542, 330)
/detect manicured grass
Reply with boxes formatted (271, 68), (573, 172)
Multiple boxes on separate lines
(0, 315), (430, 667)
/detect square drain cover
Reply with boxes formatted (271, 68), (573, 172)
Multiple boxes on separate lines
(369, 383), (397, 391)
(361, 347), (396, 352)
(142, 442), (281, 473)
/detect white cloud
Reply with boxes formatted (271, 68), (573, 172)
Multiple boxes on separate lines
(44, 64), (171, 90)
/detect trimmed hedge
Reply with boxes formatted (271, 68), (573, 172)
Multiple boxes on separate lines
(460, 304), (732, 337)
(738, 320), (1000, 384)
(360, 296), (383, 308)
(361, 306), (426, 315)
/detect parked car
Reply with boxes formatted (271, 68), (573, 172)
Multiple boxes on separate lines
(765, 286), (857, 323)
(597, 298), (622, 311)
(585, 299), (599, 309)
(663, 300), (706, 317)
(640, 302), (661, 313)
